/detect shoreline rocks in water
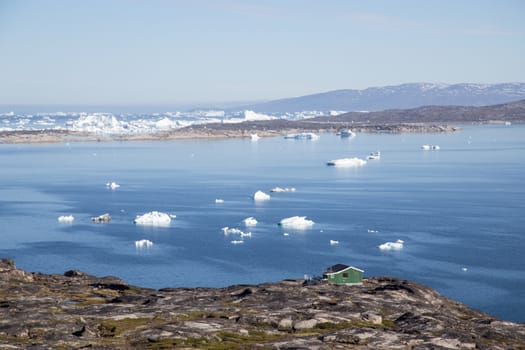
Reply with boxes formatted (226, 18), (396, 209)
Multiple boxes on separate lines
(0, 258), (523, 349)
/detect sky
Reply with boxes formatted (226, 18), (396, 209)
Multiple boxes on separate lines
(0, 0), (524, 107)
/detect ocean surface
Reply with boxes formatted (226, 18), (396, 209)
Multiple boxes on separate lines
(0, 124), (524, 323)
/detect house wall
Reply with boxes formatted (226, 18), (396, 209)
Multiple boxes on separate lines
(327, 269), (362, 284)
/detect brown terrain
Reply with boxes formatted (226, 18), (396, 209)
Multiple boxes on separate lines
(1, 259), (524, 349)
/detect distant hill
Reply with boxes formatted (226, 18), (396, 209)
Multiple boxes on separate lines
(237, 83), (525, 113)
(314, 98), (525, 124)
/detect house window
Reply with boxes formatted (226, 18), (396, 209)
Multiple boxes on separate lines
(342, 272), (348, 278)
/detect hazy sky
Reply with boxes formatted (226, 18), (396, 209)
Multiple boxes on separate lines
(0, 0), (524, 106)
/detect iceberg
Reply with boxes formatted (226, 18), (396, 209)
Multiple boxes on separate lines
(278, 216), (315, 229)
(329, 240), (339, 245)
(106, 182), (120, 190)
(230, 240), (244, 245)
(243, 217), (258, 226)
(326, 157), (367, 167)
(57, 215), (74, 223)
(134, 211), (171, 226)
(270, 187), (296, 193)
(222, 227), (251, 237)
(379, 239), (404, 251)
(135, 239), (153, 248)
(215, 199), (224, 204)
(91, 213), (111, 222)
(250, 133), (260, 141)
(284, 132), (319, 140)
(253, 190), (270, 201)
(421, 144), (431, 150)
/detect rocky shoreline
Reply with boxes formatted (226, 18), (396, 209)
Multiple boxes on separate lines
(1, 259), (523, 349)
(0, 121), (460, 144)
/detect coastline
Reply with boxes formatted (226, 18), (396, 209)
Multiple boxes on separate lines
(0, 121), (462, 144)
(1, 258), (524, 349)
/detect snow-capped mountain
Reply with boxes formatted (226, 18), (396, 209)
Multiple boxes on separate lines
(238, 83), (525, 113)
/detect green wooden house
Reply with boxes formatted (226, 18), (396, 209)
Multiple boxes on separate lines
(323, 264), (364, 285)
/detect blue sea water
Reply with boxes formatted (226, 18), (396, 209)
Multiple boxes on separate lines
(0, 125), (524, 322)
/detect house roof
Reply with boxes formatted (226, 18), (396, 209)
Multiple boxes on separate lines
(324, 264), (364, 275)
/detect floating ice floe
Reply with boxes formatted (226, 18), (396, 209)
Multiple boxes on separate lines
(284, 132), (319, 140)
(379, 239), (404, 251)
(135, 239), (153, 248)
(367, 151), (381, 160)
(253, 190), (271, 201)
(215, 199), (224, 204)
(222, 227), (251, 237)
(243, 217), (258, 226)
(91, 213), (111, 222)
(58, 215), (74, 223)
(230, 240), (244, 245)
(106, 182), (120, 190)
(271, 187), (296, 193)
(134, 211), (171, 226)
(278, 216), (315, 229)
(329, 240), (339, 245)
(326, 157), (367, 167)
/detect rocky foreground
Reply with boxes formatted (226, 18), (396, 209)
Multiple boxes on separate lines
(1, 259), (524, 349)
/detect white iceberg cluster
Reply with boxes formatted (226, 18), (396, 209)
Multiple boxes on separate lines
(243, 217), (258, 226)
(57, 215), (74, 223)
(134, 211), (172, 226)
(327, 157), (367, 167)
(222, 110), (276, 124)
(106, 182), (120, 190)
(222, 227), (252, 238)
(270, 187), (296, 193)
(135, 239), (153, 248)
(379, 239), (404, 251)
(278, 216), (315, 229)
(253, 190), (271, 201)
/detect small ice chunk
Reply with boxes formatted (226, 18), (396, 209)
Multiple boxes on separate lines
(230, 240), (244, 245)
(106, 182), (120, 189)
(91, 213), (111, 222)
(329, 240), (339, 245)
(58, 215), (74, 223)
(135, 239), (153, 248)
(134, 211), (171, 226)
(215, 199), (224, 203)
(271, 187), (296, 193)
(326, 157), (366, 167)
(222, 227), (248, 236)
(421, 144), (431, 150)
(278, 216), (315, 229)
(462, 267), (468, 272)
(243, 217), (258, 226)
(379, 239), (404, 251)
(253, 190), (271, 201)
(367, 229), (379, 233)
(283, 232), (290, 236)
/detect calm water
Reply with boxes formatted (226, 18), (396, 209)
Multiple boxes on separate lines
(1, 125), (524, 322)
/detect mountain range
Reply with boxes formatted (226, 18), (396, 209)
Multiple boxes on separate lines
(237, 83), (525, 113)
